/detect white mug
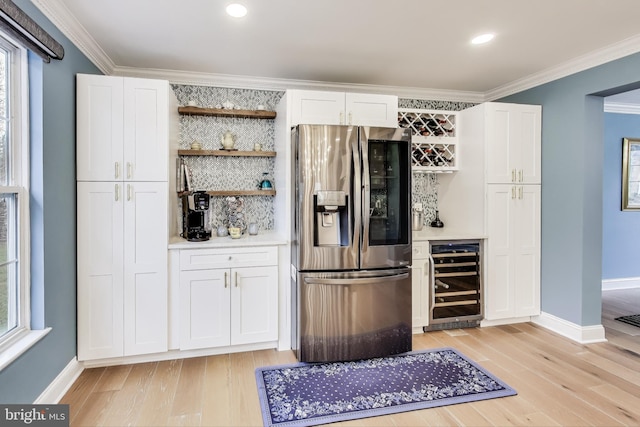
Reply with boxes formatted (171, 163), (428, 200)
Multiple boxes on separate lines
(254, 143), (262, 151)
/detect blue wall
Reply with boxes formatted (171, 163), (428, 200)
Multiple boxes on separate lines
(0, 0), (100, 403)
(603, 112), (640, 280)
(500, 53), (640, 326)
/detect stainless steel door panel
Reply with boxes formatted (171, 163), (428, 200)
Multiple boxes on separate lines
(297, 269), (412, 362)
(360, 126), (412, 269)
(293, 125), (361, 271)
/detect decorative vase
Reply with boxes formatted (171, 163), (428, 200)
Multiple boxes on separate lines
(430, 210), (444, 228)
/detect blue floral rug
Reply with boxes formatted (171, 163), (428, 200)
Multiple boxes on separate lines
(255, 347), (516, 427)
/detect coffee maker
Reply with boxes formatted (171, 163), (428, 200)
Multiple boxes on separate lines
(181, 191), (211, 241)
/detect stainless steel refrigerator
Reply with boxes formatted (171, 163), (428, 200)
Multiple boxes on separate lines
(291, 124), (412, 362)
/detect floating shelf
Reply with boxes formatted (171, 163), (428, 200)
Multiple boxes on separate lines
(178, 106), (277, 119)
(178, 190), (276, 197)
(178, 149), (276, 157)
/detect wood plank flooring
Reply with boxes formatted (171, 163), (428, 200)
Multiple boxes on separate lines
(62, 290), (640, 426)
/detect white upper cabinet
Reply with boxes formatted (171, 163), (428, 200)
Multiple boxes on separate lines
(289, 90), (398, 128)
(485, 103), (541, 184)
(77, 74), (170, 182)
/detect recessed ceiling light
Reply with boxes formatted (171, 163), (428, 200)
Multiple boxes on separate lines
(471, 33), (494, 45)
(226, 3), (247, 18)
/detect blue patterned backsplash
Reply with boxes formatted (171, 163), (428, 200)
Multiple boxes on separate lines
(171, 84), (472, 232)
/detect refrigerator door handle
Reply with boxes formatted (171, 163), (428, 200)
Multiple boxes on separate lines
(352, 128), (362, 259)
(360, 131), (370, 258)
(303, 273), (409, 286)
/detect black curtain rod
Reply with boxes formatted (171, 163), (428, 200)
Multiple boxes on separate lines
(0, 0), (63, 62)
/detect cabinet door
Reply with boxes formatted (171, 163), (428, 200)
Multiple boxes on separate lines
(485, 184), (516, 320)
(513, 185), (541, 316)
(123, 78), (169, 182)
(486, 103), (541, 184)
(179, 269), (231, 350)
(230, 266), (278, 345)
(290, 90), (345, 126)
(76, 74), (124, 182)
(123, 182), (168, 355)
(485, 184), (541, 320)
(515, 106), (541, 184)
(346, 93), (398, 128)
(77, 182), (124, 360)
(411, 259), (429, 330)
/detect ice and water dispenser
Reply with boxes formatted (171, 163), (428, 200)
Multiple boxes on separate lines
(314, 190), (348, 246)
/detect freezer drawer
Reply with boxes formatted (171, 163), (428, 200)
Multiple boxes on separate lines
(294, 268), (412, 362)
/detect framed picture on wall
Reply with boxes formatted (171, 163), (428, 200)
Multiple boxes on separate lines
(622, 137), (640, 210)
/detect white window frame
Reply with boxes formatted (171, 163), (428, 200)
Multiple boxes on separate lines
(0, 31), (49, 371)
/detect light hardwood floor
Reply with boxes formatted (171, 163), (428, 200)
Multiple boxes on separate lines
(62, 291), (640, 427)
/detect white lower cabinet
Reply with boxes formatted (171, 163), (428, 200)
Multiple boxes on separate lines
(77, 181), (168, 361)
(485, 184), (541, 320)
(411, 241), (430, 331)
(178, 246), (278, 350)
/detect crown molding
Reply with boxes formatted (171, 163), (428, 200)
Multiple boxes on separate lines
(603, 102), (640, 115)
(30, 0), (115, 74)
(28, 0), (640, 104)
(485, 34), (640, 101)
(112, 66), (486, 103)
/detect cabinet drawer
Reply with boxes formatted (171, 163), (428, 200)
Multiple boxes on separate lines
(180, 246), (277, 270)
(412, 241), (430, 260)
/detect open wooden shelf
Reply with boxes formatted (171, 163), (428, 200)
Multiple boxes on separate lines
(178, 106), (277, 119)
(178, 190), (276, 197)
(178, 149), (276, 157)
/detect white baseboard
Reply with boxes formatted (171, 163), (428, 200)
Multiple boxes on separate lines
(34, 357), (84, 404)
(602, 277), (640, 291)
(532, 312), (606, 344)
(80, 341), (278, 368)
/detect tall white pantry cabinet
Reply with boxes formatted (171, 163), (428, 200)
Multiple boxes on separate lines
(76, 74), (178, 361)
(461, 102), (542, 323)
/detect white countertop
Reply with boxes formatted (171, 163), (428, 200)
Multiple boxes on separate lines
(169, 231), (287, 249)
(413, 227), (486, 242)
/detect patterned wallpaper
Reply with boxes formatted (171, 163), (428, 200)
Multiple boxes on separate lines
(171, 84), (473, 232)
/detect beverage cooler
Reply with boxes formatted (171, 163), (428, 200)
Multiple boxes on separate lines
(425, 240), (483, 330)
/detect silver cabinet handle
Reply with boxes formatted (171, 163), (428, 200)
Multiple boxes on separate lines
(235, 271), (239, 287)
(519, 169), (523, 182)
(348, 112), (352, 125)
(115, 162), (120, 179)
(339, 111), (344, 125)
(519, 186), (523, 199)
(127, 184), (132, 201)
(511, 186), (516, 199)
(511, 169), (516, 183)
(115, 184), (119, 201)
(224, 271), (228, 288)
(127, 162), (132, 179)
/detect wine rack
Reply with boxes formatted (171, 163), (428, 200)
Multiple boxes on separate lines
(398, 109), (458, 172)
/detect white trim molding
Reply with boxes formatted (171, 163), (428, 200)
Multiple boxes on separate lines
(484, 33), (640, 101)
(532, 312), (606, 345)
(30, 0), (640, 102)
(111, 66), (486, 103)
(34, 357), (84, 404)
(30, 0), (115, 74)
(603, 102), (640, 115)
(602, 277), (640, 291)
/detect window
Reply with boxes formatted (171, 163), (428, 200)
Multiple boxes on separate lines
(0, 31), (29, 347)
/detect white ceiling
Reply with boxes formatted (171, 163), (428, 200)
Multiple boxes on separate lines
(32, 0), (640, 100)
